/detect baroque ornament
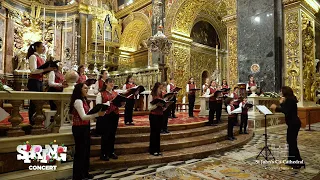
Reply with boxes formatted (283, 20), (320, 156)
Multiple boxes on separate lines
(147, 27), (172, 55)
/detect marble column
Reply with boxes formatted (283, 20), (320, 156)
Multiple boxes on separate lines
(283, 0), (319, 105)
(237, 0), (283, 92)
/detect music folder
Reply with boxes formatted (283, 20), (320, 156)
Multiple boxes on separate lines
(87, 103), (109, 115)
(38, 60), (60, 74)
(150, 99), (174, 111)
(244, 103), (253, 109)
(190, 88), (200, 91)
(125, 85), (146, 96)
(112, 95), (127, 107)
(171, 87), (182, 93)
(86, 79), (97, 86)
(221, 88), (231, 92)
(163, 93), (175, 101)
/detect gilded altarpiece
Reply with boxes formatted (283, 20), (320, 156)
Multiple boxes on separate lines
(284, 5), (317, 102)
(190, 45), (216, 91)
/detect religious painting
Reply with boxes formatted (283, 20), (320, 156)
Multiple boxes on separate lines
(191, 21), (220, 48)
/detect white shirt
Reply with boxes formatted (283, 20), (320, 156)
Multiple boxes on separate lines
(167, 83), (174, 93)
(93, 79), (105, 95)
(186, 84), (196, 93)
(74, 99), (99, 120)
(205, 86), (215, 96)
(95, 92), (111, 106)
(29, 52), (44, 74)
(48, 71), (62, 88)
(226, 105), (242, 115)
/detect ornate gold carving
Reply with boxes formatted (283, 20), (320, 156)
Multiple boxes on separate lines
(301, 12), (315, 101)
(226, 23), (238, 89)
(284, 10), (301, 99)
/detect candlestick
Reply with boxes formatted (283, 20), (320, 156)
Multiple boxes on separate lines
(72, 16), (76, 63)
(94, 21), (98, 73)
(103, 24), (106, 70)
(53, 11), (57, 58)
(43, 8), (46, 42)
(64, 13), (68, 61)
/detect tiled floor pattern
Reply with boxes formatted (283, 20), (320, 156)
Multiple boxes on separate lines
(59, 123), (320, 180)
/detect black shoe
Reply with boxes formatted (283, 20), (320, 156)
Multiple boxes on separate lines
(100, 155), (109, 161)
(109, 153), (118, 159)
(228, 137), (234, 141)
(165, 130), (170, 133)
(239, 131), (243, 134)
(172, 116), (177, 118)
(128, 122), (135, 125)
(232, 137), (237, 140)
(150, 152), (159, 156)
(157, 152), (162, 156)
(244, 131), (249, 134)
(160, 130), (166, 134)
(85, 174), (94, 179)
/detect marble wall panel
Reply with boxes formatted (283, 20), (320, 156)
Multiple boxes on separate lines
(237, 0), (282, 92)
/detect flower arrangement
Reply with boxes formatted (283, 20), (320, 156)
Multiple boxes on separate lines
(260, 92), (280, 98)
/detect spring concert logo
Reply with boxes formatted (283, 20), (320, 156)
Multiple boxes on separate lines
(17, 140), (67, 170)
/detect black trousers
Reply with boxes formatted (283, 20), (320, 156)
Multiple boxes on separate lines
(170, 96), (177, 117)
(27, 79), (43, 125)
(162, 109), (170, 131)
(287, 124), (302, 161)
(72, 125), (90, 180)
(208, 101), (216, 124)
(228, 117), (236, 138)
(240, 114), (248, 132)
(100, 112), (119, 156)
(215, 102), (222, 123)
(47, 87), (63, 110)
(149, 114), (162, 153)
(124, 98), (135, 123)
(188, 94), (195, 117)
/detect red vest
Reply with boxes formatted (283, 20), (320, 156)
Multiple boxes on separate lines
(72, 100), (90, 126)
(228, 105), (236, 118)
(248, 81), (256, 87)
(101, 90), (119, 114)
(54, 71), (64, 91)
(29, 55), (44, 81)
(222, 84), (229, 89)
(77, 74), (87, 83)
(98, 80), (104, 90)
(125, 83), (136, 99)
(241, 101), (249, 114)
(188, 84), (196, 95)
(151, 94), (163, 115)
(233, 92), (239, 99)
(209, 87), (216, 101)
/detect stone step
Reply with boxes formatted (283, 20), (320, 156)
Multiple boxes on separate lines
(90, 131), (253, 169)
(91, 123), (228, 145)
(90, 128), (234, 156)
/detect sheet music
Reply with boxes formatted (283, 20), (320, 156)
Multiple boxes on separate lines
(256, 105), (273, 115)
(0, 107), (10, 122)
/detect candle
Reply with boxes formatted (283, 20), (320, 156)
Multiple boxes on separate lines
(216, 44), (218, 59)
(43, 8), (46, 42)
(72, 16), (75, 63)
(103, 25), (105, 54)
(85, 16), (88, 53)
(54, 11), (57, 57)
(65, 13), (68, 57)
(95, 21), (98, 56)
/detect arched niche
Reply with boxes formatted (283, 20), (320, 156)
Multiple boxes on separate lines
(191, 21), (220, 48)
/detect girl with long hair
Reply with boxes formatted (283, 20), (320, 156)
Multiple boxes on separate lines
(27, 42), (55, 125)
(96, 78), (120, 161)
(221, 79), (229, 89)
(270, 86), (305, 169)
(205, 80), (218, 126)
(93, 70), (108, 95)
(186, 77), (196, 117)
(167, 78), (177, 118)
(149, 82), (164, 156)
(225, 97), (242, 141)
(122, 75), (136, 125)
(48, 61), (67, 110)
(69, 83), (104, 180)
(246, 75), (256, 91)
(161, 82), (170, 134)
(77, 65), (87, 84)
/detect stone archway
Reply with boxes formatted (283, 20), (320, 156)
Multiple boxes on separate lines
(120, 12), (152, 52)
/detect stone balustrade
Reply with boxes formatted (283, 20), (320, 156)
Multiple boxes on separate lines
(0, 91), (96, 137)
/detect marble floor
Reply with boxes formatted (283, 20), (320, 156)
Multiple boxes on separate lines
(59, 123), (320, 180)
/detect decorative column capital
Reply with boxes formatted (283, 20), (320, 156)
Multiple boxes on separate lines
(283, 0), (320, 14)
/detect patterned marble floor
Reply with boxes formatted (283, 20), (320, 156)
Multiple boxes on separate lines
(60, 123), (320, 180)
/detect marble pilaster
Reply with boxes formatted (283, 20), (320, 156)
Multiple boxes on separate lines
(237, 0), (283, 92)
